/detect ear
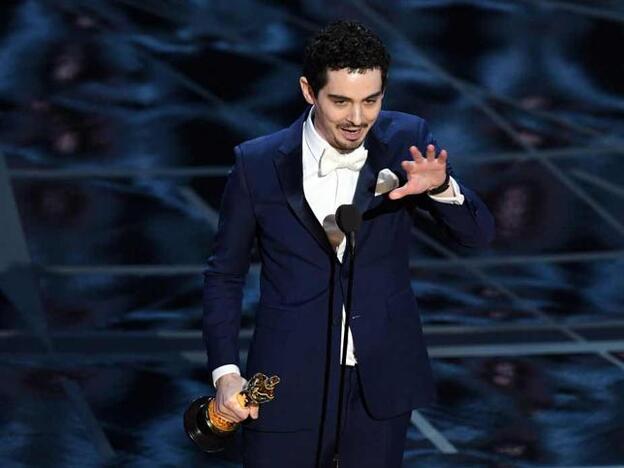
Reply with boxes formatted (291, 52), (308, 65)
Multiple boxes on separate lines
(299, 76), (315, 105)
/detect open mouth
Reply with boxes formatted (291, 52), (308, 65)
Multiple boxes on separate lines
(340, 127), (363, 141)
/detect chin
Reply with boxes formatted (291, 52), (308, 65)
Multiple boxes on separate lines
(335, 138), (363, 151)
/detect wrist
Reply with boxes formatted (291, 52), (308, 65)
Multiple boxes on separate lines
(216, 372), (241, 389)
(427, 172), (450, 195)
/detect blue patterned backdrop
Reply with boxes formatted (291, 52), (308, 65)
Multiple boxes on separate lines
(1, 1), (623, 466)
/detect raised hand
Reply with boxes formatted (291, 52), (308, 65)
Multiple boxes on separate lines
(388, 144), (448, 200)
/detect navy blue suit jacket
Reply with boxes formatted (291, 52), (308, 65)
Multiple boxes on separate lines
(203, 107), (495, 432)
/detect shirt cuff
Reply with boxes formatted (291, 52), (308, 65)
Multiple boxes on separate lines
(427, 176), (464, 205)
(212, 364), (241, 388)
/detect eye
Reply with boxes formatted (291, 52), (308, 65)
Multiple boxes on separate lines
(365, 99), (377, 104)
(333, 100), (346, 105)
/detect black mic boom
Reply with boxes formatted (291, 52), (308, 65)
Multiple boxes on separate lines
(331, 203), (362, 468)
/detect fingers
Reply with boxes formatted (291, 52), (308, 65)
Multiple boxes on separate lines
(214, 375), (250, 423)
(437, 149), (448, 163)
(215, 395), (250, 423)
(408, 145), (423, 161)
(426, 144), (437, 160)
(409, 144), (435, 161)
(388, 186), (408, 200)
(404, 146), (447, 174)
(400, 161), (414, 175)
(249, 404), (259, 420)
(409, 144), (446, 162)
(215, 400), (259, 422)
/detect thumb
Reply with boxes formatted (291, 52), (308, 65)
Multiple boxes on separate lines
(388, 186), (407, 200)
(249, 405), (259, 419)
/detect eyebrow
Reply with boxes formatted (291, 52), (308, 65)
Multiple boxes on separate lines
(327, 91), (383, 101)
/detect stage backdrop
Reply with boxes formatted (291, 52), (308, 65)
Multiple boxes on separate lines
(1, 1), (623, 466)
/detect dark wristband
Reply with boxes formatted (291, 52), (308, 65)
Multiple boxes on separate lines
(426, 172), (450, 195)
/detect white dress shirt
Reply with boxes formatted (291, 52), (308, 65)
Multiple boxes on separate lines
(211, 108), (465, 387)
(302, 107), (364, 367)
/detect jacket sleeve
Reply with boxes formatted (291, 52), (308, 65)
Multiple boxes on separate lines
(202, 145), (256, 376)
(410, 120), (496, 248)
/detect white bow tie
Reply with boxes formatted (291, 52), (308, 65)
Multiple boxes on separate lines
(318, 146), (367, 177)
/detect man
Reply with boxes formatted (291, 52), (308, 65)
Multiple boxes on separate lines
(203, 20), (495, 467)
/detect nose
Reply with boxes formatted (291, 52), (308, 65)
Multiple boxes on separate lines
(348, 105), (362, 126)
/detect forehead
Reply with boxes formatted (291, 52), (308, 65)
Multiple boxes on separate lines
(321, 68), (383, 97)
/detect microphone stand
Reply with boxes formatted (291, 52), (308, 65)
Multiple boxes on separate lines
(314, 255), (336, 468)
(332, 230), (356, 468)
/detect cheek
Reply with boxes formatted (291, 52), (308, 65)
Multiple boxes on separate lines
(316, 109), (340, 128)
(324, 112), (344, 127)
(365, 106), (382, 121)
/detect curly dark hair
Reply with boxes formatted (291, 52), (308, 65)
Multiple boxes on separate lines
(302, 20), (391, 96)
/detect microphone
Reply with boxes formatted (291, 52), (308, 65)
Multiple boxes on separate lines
(335, 204), (362, 235)
(332, 204), (361, 468)
(335, 204), (362, 255)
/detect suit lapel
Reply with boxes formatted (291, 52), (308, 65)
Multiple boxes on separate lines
(274, 109), (335, 256)
(273, 108), (390, 258)
(352, 128), (387, 216)
(351, 126), (389, 249)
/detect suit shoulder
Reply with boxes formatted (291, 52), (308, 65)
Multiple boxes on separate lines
(235, 127), (290, 162)
(376, 110), (429, 139)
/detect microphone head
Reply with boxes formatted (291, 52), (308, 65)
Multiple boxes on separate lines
(335, 204), (362, 233)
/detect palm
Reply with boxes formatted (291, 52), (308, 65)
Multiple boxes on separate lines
(388, 144), (448, 200)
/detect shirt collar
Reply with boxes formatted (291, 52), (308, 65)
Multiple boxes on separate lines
(303, 106), (327, 163)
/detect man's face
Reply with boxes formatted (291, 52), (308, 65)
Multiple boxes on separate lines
(300, 68), (384, 153)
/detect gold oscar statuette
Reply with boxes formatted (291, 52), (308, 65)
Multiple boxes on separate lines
(184, 373), (280, 453)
